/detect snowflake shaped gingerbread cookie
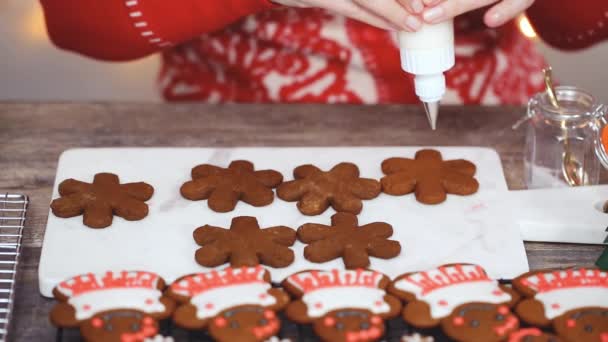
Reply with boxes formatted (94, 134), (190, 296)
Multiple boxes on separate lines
(193, 216), (296, 268)
(50, 173), (154, 229)
(381, 149), (479, 205)
(181, 160), (283, 212)
(297, 212), (401, 269)
(277, 163), (381, 215)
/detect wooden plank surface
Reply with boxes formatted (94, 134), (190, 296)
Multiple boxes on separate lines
(0, 103), (605, 341)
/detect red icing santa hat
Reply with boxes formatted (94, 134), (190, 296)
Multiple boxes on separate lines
(286, 269), (390, 318)
(170, 266), (276, 320)
(56, 271), (166, 320)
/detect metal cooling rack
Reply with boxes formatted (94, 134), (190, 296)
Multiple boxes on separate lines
(0, 194), (28, 341)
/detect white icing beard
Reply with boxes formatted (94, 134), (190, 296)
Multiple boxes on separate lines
(395, 280), (511, 319)
(302, 287), (389, 318)
(536, 287), (608, 319)
(190, 283), (276, 319)
(68, 289), (165, 320)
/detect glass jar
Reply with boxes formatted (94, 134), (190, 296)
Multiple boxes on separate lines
(522, 86), (608, 189)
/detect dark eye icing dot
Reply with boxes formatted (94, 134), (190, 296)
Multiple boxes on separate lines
(469, 320), (480, 328)
(360, 322), (370, 329)
(259, 319), (268, 326)
(584, 325), (593, 333)
(230, 321), (240, 329)
(495, 314), (504, 321)
(105, 324), (113, 332)
(131, 323), (140, 331)
(335, 322), (345, 331)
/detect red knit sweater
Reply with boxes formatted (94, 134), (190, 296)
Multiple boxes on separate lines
(40, 0), (608, 104)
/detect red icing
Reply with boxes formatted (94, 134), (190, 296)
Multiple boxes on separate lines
(453, 316), (465, 326)
(214, 317), (227, 328)
(404, 265), (492, 295)
(324, 316), (336, 327)
(91, 318), (103, 328)
(567, 319), (576, 328)
(288, 269), (383, 294)
(58, 271), (159, 297)
(170, 266), (266, 297)
(498, 306), (509, 315)
(522, 269), (608, 293)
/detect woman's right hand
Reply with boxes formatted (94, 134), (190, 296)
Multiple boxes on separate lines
(271, 0), (424, 32)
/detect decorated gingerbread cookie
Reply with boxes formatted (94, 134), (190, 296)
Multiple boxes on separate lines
(508, 328), (562, 342)
(297, 212), (401, 269)
(553, 308), (608, 342)
(282, 269), (402, 342)
(49, 271), (175, 342)
(512, 268), (608, 328)
(167, 266), (289, 342)
(381, 149), (479, 205)
(388, 264), (519, 329)
(50, 173), (154, 228)
(441, 303), (519, 342)
(180, 160), (283, 212)
(276, 163), (381, 215)
(193, 216), (296, 268)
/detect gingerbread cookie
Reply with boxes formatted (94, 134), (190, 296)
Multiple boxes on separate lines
(553, 308), (608, 342)
(282, 269), (402, 342)
(441, 303), (519, 342)
(277, 163), (381, 215)
(388, 264), (519, 329)
(180, 160), (283, 212)
(49, 271), (175, 342)
(508, 328), (562, 342)
(50, 173), (154, 228)
(193, 216), (296, 268)
(297, 212), (401, 269)
(513, 268), (608, 328)
(381, 149), (479, 205)
(167, 267), (289, 342)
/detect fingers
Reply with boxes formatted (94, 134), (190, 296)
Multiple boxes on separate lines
(396, 0), (425, 15)
(484, 0), (535, 27)
(422, 0), (498, 24)
(352, 0), (422, 31)
(306, 0), (405, 31)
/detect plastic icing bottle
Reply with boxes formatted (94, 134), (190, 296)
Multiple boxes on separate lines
(398, 20), (455, 130)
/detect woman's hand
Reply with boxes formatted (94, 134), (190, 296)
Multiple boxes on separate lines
(271, 0), (424, 32)
(416, 0), (535, 27)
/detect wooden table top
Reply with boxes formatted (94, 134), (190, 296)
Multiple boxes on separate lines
(0, 102), (604, 341)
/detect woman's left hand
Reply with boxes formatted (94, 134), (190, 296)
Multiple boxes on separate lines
(417, 0), (535, 27)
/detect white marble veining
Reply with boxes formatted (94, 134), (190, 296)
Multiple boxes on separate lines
(38, 147), (528, 297)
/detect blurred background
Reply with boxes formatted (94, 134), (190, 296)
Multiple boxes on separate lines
(1, 0), (607, 103)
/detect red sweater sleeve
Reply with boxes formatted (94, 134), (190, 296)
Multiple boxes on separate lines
(526, 0), (608, 51)
(40, 0), (275, 61)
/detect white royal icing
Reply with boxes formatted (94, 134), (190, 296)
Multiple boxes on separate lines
(394, 265), (511, 319)
(144, 336), (174, 342)
(190, 283), (276, 320)
(302, 287), (390, 318)
(68, 288), (165, 320)
(535, 287), (608, 319)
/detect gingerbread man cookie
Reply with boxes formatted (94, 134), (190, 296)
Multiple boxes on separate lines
(50, 173), (154, 229)
(381, 149), (479, 205)
(277, 163), (381, 215)
(512, 268), (608, 328)
(49, 271), (175, 342)
(388, 264), (519, 329)
(193, 216), (296, 268)
(297, 212), (401, 269)
(508, 328), (562, 342)
(553, 308), (608, 342)
(283, 269), (402, 342)
(180, 160), (283, 212)
(441, 303), (519, 342)
(167, 267), (289, 342)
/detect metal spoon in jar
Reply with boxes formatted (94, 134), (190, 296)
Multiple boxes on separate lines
(542, 67), (585, 186)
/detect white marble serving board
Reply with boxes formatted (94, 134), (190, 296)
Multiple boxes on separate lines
(38, 147), (529, 297)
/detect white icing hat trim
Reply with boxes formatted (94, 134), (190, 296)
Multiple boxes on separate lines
(302, 287), (389, 318)
(535, 287), (608, 319)
(190, 283), (276, 319)
(68, 288), (165, 320)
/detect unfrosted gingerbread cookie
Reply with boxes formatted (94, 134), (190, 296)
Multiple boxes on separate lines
(49, 271), (175, 342)
(508, 328), (562, 342)
(297, 212), (401, 269)
(168, 267), (289, 342)
(193, 216), (296, 268)
(50, 173), (154, 228)
(512, 268), (608, 328)
(441, 303), (519, 342)
(388, 264), (519, 329)
(282, 269), (402, 342)
(181, 160), (283, 212)
(277, 163), (381, 215)
(381, 149), (479, 205)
